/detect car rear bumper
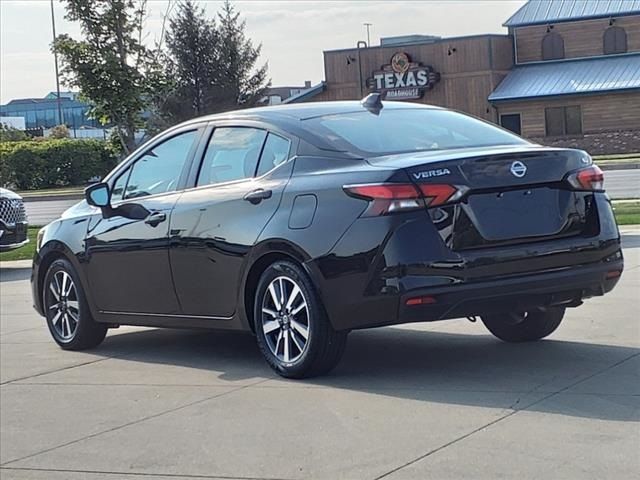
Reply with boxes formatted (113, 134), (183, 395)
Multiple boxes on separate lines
(397, 257), (623, 325)
(314, 254), (623, 331)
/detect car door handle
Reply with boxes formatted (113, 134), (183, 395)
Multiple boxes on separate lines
(144, 211), (166, 227)
(243, 188), (272, 205)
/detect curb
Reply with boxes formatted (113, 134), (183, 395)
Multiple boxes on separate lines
(0, 259), (32, 269)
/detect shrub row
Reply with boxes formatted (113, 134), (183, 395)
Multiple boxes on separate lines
(0, 139), (120, 190)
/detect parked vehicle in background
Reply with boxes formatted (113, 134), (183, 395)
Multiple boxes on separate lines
(0, 187), (28, 251)
(31, 98), (623, 378)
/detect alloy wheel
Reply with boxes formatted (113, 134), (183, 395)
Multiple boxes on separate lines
(261, 276), (310, 363)
(47, 270), (79, 341)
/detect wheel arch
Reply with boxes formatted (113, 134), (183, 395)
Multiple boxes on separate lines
(35, 241), (92, 316)
(241, 240), (317, 333)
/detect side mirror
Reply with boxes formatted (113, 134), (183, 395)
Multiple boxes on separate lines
(85, 182), (111, 208)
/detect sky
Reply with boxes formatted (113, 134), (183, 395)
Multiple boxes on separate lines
(0, 0), (526, 104)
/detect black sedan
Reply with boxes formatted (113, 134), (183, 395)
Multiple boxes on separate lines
(31, 98), (623, 378)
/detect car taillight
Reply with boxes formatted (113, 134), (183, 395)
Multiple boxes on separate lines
(343, 183), (466, 216)
(567, 165), (604, 191)
(417, 184), (466, 206)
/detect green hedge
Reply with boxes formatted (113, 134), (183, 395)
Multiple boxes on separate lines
(0, 139), (119, 190)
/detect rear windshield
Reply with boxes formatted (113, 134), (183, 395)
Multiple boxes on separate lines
(304, 108), (528, 155)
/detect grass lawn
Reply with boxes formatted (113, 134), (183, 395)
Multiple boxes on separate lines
(1, 203), (638, 264)
(612, 201), (640, 225)
(594, 153), (640, 162)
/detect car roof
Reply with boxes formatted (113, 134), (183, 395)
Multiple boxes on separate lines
(185, 100), (441, 125)
(171, 101), (444, 157)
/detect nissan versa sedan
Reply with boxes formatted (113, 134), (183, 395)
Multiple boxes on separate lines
(31, 98), (623, 378)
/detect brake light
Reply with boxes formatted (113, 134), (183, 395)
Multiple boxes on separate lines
(343, 183), (466, 216)
(567, 165), (604, 191)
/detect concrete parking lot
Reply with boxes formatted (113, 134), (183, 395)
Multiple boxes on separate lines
(1, 232), (638, 479)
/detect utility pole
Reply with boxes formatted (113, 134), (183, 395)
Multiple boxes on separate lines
(363, 22), (372, 47)
(50, 0), (64, 125)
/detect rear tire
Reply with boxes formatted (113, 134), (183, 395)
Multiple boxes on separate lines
(481, 307), (565, 342)
(254, 260), (347, 379)
(43, 258), (107, 350)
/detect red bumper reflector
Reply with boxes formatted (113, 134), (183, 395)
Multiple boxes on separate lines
(606, 270), (622, 279)
(406, 296), (437, 306)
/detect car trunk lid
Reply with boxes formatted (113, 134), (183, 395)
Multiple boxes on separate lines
(368, 146), (599, 249)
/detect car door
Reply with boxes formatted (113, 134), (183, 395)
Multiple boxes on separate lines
(84, 127), (201, 314)
(169, 125), (295, 318)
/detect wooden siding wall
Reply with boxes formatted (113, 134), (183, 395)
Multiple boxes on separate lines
(514, 15), (640, 63)
(495, 92), (640, 138)
(316, 35), (513, 121)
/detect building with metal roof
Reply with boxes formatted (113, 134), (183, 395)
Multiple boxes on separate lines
(505, 0), (640, 27)
(490, 0), (640, 147)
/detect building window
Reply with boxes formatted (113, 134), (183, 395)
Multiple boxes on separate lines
(541, 32), (565, 60)
(545, 106), (582, 136)
(603, 26), (627, 54)
(500, 114), (521, 135)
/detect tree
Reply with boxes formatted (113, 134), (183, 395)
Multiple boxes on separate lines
(216, 0), (270, 111)
(53, 0), (160, 154)
(157, 0), (270, 123)
(161, 0), (221, 123)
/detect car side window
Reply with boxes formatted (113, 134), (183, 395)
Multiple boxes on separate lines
(197, 127), (267, 187)
(122, 130), (197, 200)
(256, 133), (291, 176)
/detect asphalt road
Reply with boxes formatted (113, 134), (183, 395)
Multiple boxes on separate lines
(1, 230), (638, 479)
(23, 169), (639, 227)
(24, 199), (79, 227)
(604, 169), (640, 199)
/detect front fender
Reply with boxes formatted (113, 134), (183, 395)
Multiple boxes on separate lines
(31, 216), (93, 317)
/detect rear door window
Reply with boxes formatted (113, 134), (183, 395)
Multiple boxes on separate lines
(256, 133), (291, 176)
(197, 127), (267, 187)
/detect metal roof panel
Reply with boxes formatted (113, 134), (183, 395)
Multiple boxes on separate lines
(489, 54), (640, 101)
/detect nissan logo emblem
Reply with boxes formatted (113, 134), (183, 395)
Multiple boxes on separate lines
(510, 161), (527, 178)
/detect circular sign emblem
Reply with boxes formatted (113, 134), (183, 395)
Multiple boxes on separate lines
(510, 161), (527, 178)
(390, 52), (410, 74)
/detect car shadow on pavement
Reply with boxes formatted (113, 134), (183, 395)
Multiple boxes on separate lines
(92, 324), (639, 422)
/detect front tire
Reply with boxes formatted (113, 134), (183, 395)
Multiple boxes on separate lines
(254, 260), (347, 379)
(481, 307), (565, 342)
(43, 258), (107, 350)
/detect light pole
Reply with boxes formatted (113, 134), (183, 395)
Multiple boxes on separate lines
(50, 0), (63, 125)
(363, 22), (372, 47)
